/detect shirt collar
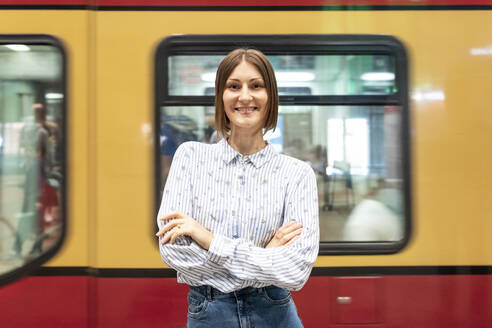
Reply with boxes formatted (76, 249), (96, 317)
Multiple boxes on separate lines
(219, 138), (276, 169)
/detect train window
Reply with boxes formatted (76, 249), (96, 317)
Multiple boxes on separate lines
(168, 54), (396, 96)
(155, 35), (410, 255)
(0, 36), (66, 286)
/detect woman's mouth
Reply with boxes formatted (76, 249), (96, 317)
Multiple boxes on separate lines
(234, 107), (258, 113)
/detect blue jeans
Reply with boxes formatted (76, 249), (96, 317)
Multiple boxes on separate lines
(187, 285), (303, 328)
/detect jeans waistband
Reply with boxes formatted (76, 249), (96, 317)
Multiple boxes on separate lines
(189, 285), (265, 301)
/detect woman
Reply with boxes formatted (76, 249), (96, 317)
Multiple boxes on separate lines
(156, 48), (319, 328)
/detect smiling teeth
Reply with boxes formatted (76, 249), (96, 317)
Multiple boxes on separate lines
(235, 107), (257, 112)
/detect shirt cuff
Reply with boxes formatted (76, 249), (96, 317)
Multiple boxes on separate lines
(207, 234), (233, 265)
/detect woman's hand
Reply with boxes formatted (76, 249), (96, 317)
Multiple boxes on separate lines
(266, 221), (303, 248)
(156, 211), (213, 250)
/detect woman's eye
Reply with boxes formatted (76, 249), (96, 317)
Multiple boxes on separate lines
(253, 83), (263, 89)
(228, 84), (239, 90)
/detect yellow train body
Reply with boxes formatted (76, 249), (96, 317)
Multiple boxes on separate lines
(1, 7), (491, 270)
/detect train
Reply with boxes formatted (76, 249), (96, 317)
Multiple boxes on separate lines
(0, 0), (491, 327)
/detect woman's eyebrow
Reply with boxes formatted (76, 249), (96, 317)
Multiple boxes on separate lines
(227, 77), (263, 82)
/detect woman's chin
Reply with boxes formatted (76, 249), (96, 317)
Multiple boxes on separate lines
(230, 124), (263, 135)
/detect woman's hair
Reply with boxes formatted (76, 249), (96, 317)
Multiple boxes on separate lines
(215, 48), (278, 138)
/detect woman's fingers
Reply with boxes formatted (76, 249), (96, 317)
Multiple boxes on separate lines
(275, 221), (295, 238)
(265, 221), (303, 248)
(169, 226), (185, 244)
(160, 226), (182, 244)
(279, 227), (302, 244)
(157, 213), (191, 244)
(276, 222), (302, 238)
(159, 211), (182, 221)
(284, 235), (300, 247)
(283, 222), (302, 233)
(156, 211), (213, 249)
(159, 229), (173, 244)
(156, 218), (185, 237)
(281, 221), (296, 229)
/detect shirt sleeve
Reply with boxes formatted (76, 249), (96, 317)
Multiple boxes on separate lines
(206, 165), (320, 291)
(157, 142), (214, 274)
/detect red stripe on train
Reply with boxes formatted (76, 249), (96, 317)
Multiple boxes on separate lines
(0, 0), (87, 5)
(1, 275), (491, 327)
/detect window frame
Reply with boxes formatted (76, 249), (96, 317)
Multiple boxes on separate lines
(0, 34), (67, 287)
(154, 34), (411, 255)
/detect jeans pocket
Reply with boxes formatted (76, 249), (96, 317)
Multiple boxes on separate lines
(187, 292), (208, 319)
(261, 286), (292, 305)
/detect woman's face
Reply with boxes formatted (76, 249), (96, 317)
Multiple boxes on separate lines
(222, 60), (268, 135)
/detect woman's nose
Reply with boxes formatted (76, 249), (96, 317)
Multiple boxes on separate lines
(239, 85), (252, 102)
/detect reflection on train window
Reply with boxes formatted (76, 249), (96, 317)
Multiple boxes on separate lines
(168, 54), (396, 96)
(159, 105), (404, 242)
(156, 35), (409, 253)
(0, 43), (65, 275)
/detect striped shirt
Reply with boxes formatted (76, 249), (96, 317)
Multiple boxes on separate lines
(157, 138), (319, 293)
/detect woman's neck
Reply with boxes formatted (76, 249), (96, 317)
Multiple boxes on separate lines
(227, 130), (266, 156)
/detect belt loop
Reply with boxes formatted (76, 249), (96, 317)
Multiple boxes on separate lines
(206, 286), (212, 301)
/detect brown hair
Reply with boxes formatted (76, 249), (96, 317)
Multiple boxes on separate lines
(215, 48), (278, 138)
